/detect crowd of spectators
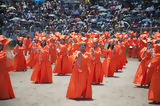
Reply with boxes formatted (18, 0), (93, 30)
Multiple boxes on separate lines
(0, 0), (160, 38)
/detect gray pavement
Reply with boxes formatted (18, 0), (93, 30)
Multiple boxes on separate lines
(0, 58), (156, 106)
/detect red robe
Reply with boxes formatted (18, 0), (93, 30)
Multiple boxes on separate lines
(133, 47), (151, 85)
(127, 38), (137, 58)
(0, 50), (15, 99)
(26, 43), (37, 68)
(53, 43), (72, 74)
(23, 38), (31, 55)
(66, 51), (92, 99)
(102, 48), (115, 77)
(31, 46), (52, 83)
(49, 43), (57, 64)
(13, 45), (27, 71)
(90, 47), (103, 84)
(148, 53), (160, 102)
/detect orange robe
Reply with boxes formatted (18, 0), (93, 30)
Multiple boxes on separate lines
(90, 47), (103, 84)
(102, 48), (115, 77)
(13, 45), (27, 71)
(127, 38), (137, 58)
(145, 48), (155, 85)
(148, 54), (160, 102)
(49, 43), (57, 64)
(115, 44), (123, 70)
(26, 43), (39, 68)
(121, 42), (127, 66)
(31, 46), (52, 83)
(138, 39), (147, 61)
(68, 43), (79, 56)
(133, 48), (151, 85)
(0, 50), (15, 99)
(66, 51), (92, 99)
(53, 43), (72, 74)
(24, 38), (31, 55)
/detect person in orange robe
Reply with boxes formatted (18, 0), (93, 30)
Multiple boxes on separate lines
(13, 37), (27, 71)
(0, 36), (15, 99)
(114, 40), (123, 71)
(148, 44), (160, 104)
(53, 36), (72, 75)
(90, 39), (103, 84)
(133, 41), (153, 86)
(121, 38), (128, 66)
(26, 37), (39, 68)
(145, 40), (160, 85)
(49, 37), (57, 64)
(31, 38), (52, 83)
(102, 41), (116, 77)
(66, 42), (92, 99)
(23, 33), (31, 56)
(68, 38), (79, 56)
(127, 37), (136, 58)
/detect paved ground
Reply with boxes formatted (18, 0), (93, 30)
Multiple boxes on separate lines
(0, 58), (156, 106)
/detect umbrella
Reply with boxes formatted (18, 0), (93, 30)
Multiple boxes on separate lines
(48, 14), (56, 17)
(131, 16), (142, 20)
(106, 14), (114, 18)
(121, 8), (128, 12)
(0, 5), (7, 8)
(72, 10), (80, 15)
(98, 8), (107, 12)
(99, 12), (107, 16)
(28, 20), (35, 23)
(97, 6), (105, 10)
(10, 17), (21, 21)
(9, 12), (16, 15)
(8, 6), (16, 10)
(142, 19), (152, 23)
(21, 19), (27, 22)
(77, 21), (86, 25)
(23, 5), (28, 9)
(90, 5), (99, 9)
(116, 5), (122, 10)
(98, 18), (106, 22)
(131, 9), (139, 13)
(124, 17), (131, 21)
(145, 7), (154, 12)
(106, 18), (111, 22)
(34, 21), (41, 25)
(89, 19), (97, 23)
(119, 21), (130, 27)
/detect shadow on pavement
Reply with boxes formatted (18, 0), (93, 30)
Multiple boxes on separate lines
(92, 83), (104, 86)
(70, 98), (94, 101)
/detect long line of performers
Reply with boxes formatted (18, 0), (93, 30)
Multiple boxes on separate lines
(0, 31), (160, 103)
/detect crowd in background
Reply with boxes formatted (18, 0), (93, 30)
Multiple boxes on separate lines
(0, 0), (160, 39)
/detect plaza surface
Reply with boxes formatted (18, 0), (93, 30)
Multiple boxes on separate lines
(0, 58), (155, 106)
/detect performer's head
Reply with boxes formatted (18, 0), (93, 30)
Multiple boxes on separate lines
(147, 42), (152, 49)
(52, 39), (56, 44)
(18, 40), (23, 47)
(155, 39), (160, 44)
(34, 39), (39, 43)
(79, 42), (86, 52)
(0, 42), (3, 51)
(41, 39), (46, 47)
(93, 42), (98, 48)
(27, 33), (30, 39)
(74, 38), (77, 43)
(108, 41), (114, 49)
(60, 38), (65, 44)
